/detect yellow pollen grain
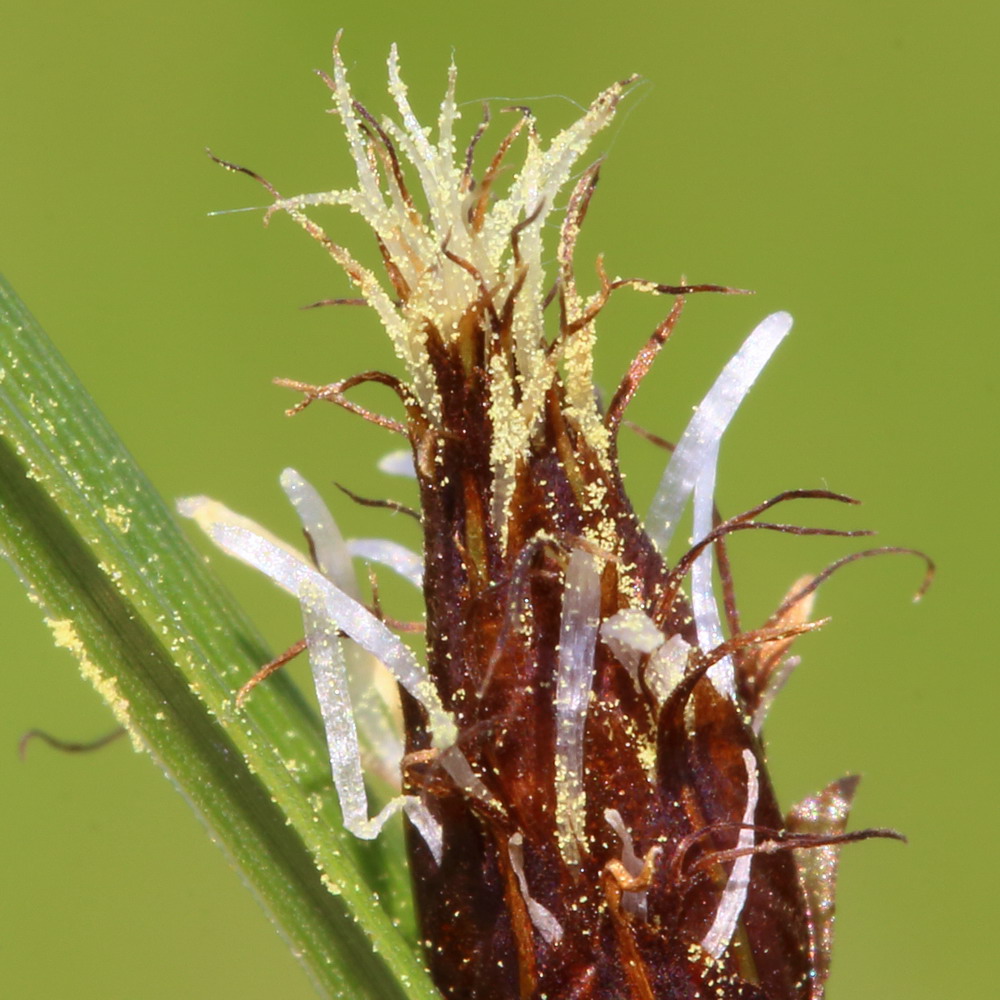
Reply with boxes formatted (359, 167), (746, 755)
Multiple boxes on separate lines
(46, 617), (142, 751)
(102, 503), (132, 533)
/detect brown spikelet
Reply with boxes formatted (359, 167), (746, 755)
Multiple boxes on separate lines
(188, 39), (931, 1000)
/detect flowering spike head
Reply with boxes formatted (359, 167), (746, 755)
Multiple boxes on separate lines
(197, 41), (928, 1000)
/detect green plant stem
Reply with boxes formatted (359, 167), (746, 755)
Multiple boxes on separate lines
(0, 274), (440, 1000)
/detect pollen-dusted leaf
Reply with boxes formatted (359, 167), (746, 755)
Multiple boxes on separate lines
(2, 275), (439, 1000)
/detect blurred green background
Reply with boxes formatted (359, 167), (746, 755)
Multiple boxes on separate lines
(2, 2), (995, 997)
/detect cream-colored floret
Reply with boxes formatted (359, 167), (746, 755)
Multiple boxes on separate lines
(277, 40), (634, 550)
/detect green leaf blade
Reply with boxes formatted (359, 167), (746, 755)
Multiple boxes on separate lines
(0, 274), (440, 1000)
